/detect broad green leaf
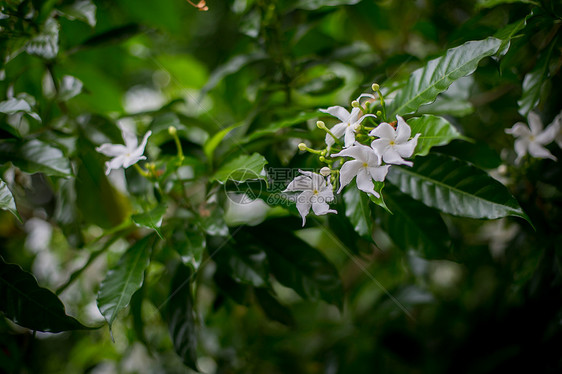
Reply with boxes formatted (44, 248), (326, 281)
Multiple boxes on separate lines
(387, 37), (502, 117)
(476, 0), (537, 9)
(132, 204), (168, 238)
(171, 229), (206, 271)
(437, 140), (502, 170)
(252, 227), (343, 308)
(0, 256), (92, 332)
(254, 288), (295, 327)
(213, 153), (268, 183)
(376, 188), (451, 259)
(343, 181), (373, 240)
(0, 180), (21, 221)
(494, 16), (528, 56)
(387, 154), (531, 222)
(97, 235), (154, 331)
(408, 115), (467, 157)
(203, 123), (240, 163)
(0, 139), (72, 177)
(167, 263), (198, 372)
(517, 41), (555, 116)
(213, 244), (270, 287)
(368, 182), (390, 213)
(54, 179), (83, 247)
(416, 97), (474, 117)
(25, 18), (59, 59)
(244, 112), (319, 142)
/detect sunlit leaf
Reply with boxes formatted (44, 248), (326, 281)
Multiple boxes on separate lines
(97, 235), (154, 332)
(408, 115), (467, 157)
(387, 154), (531, 222)
(167, 263), (198, 372)
(343, 181), (373, 241)
(0, 257), (92, 332)
(0, 179), (20, 221)
(203, 123), (241, 163)
(387, 37), (502, 117)
(132, 204), (168, 238)
(213, 153), (268, 183)
(517, 42), (554, 116)
(170, 229), (206, 271)
(0, 139), (72, 177)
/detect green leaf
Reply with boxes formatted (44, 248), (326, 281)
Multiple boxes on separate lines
(132, 204), (168, 239)
(408, 115), (467, 157)
(213, 153), (268, 184)
(203, 123), (240, 164)
(167, 263), (198, 372)
(25, 18), (59, 59)
(387, 37), (502, 117)
(476, 0), (537, 9)
(171, 229), (206, 271)
(494, 16), (528, 56)
(298, 75), (345, 96)
(0, 256), (92, 332)
(244, 112), (320, 143)
(387, 154), (531, 222)
(368, 182), (390, 213)
(343, 181), (373, 240)
(254, 288), (295, 327)
(0, 180), (21, 221)
(0, 139), (72, 177)
(253, 227), (343, 308)
(213, 244), (270, 287)
(436, 140), (502, 170)
(294, 0), (361, 10)
(97, 235), (154, 332)
(517, 40), (555, 116)
(376, 188), (451, 259)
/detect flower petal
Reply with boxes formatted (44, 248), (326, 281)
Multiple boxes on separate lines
(96, 143), (128, 157)
(122, 155), (146, 168)
(356, 113), (377, 126)
(368, 164), (390, 182)
(395, 133), (419, 159)
(369, 122), (395, 140)
(343, 126), (356, 148)
(332, 144), (372, 162)
(297, 170), (326, 190)
(337, 160), (362, 193)
(320, 106), (351, 123)
(528, 142), (557, 161)
(330, 122), (347, 138)
(395, 116), (412, 143)
(105, 155), (127, 173)
(121, 127), (139, 149)
(356, 168), (379, 197)
(296, 191), (313, 226)
(311, 198), (337, 216)
(535, 121), (559, 144)
(381, 147), (407, 165)
(528, 112), (543, 135)
(284, 175), (312, 192)
(513, 138), (529, 164)
(505, 122), (531, 138)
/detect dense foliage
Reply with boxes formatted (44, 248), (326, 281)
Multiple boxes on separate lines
(1, 0), (562, 373)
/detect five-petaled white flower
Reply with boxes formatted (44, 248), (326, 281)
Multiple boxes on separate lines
(505, 112), (558, 164)
(332, 144), (390, 197)
(96, 126), (152, 175)
(320, 106), (376, 149)
(369, 115), (420, 167)
(283, 169), (337, 226)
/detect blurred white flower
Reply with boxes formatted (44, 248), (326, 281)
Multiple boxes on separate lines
(96, 125), (151, 175)
(505, 112), (558, 164)
(369, 115), (420, 166)
(320, 106), (376, 149)
(332, 144), (389, 197)
(284, 170), (336, 226)
(224, 194), (269, 226)
(551, 111), (562, 149)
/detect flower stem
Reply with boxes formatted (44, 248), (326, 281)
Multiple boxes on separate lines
(134, 163), (150, 178)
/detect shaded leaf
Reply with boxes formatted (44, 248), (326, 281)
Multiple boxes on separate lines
(244, 112), (319, 142)
(254, 288), (295, 327)
(54, 178), (83, 247)
(295, 0), (361, 10)
(213, 153), (268, 184)
(343, 181), (373, 241)
(387, 154), (531, 222)
(167, 263), (198, 372)
(298, 75), (345, 96)
(0, 179), (21, 221)
(132, 204), (168, 238)
(368, 182), (390, 213)
(97, 235), (154, 331)
(376, 187), (451, 259)
(0, 256), (92, 332)
(476, 0), (536, 9)
(171, 229), (206, 271)
(387, 37), (502, 117)
(60, 0), (97, 27)
(517, 41), (555, 116)
(214, 244), (270, 287)
(0, 139), (72, 177)
(494, 16), (528, 56)
(408, 115), (467, 157)
(203, 123), (241, 163)
(436, 140), (502, 170)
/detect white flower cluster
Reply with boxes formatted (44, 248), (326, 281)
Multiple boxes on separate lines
(284, 86), (421, 226)
(505, 112), (562, 164)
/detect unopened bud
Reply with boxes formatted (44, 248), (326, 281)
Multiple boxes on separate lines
(372, 83), (380, 91)
(376, 110), (382, 117)
(168, 126), (177, 136)
(316, 120), (326, 129)
(319, 156), (326, 162)
(298, 143), (307, 151)
(351, 100), (360, 108)
(320, 166), (331, 176)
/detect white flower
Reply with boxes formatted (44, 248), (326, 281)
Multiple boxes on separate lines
(320, 106), (376, 149)
(551, 111), (562, 149)
(283, 170), (337, 226)
(96, 126), (152, 175)
(332, 144), (390, 197)
(369, 115), (420, 167)
(505, 112), (558, 164)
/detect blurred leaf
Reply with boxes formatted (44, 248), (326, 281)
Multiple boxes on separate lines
(97, 235), (154, 332)
(0, 256), (92, 332)
(408, 115), (467, 157)
(0, 139), (72, 177)
(203, 123), (240, 163)
(132, 204), (168, 238)
(244, 112), (319, 142)
(494, 16), (528, 56)
(25, 18), (59, 59)
(517, 40), (555, 116)
(0, 179), (21, 221)
(294, 0), (361, 10)
(54, 178), (84, 247)
(254, 288), (295, 327)
(416, 97), (474, 117)
(200, 204), (229, 237)
(214, 244), (270, 287)
(387, 154), (531, 222)
(59, 0), (97, 27)
(476, 0), (536, 9)
(298, 75), (345, 96)
(200, 52), (268, 98)
(171, 229), (206, 271)
(213, 153), (268, 183)
(387, 37), (502, 117)
(167, 263), (198, 372)
(343, 181), (373, 241)
(58, 75), (84, 101)
(436, 140), (502, 169)
(79, 23), (142, 50)
(377, 188), (451, 259)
